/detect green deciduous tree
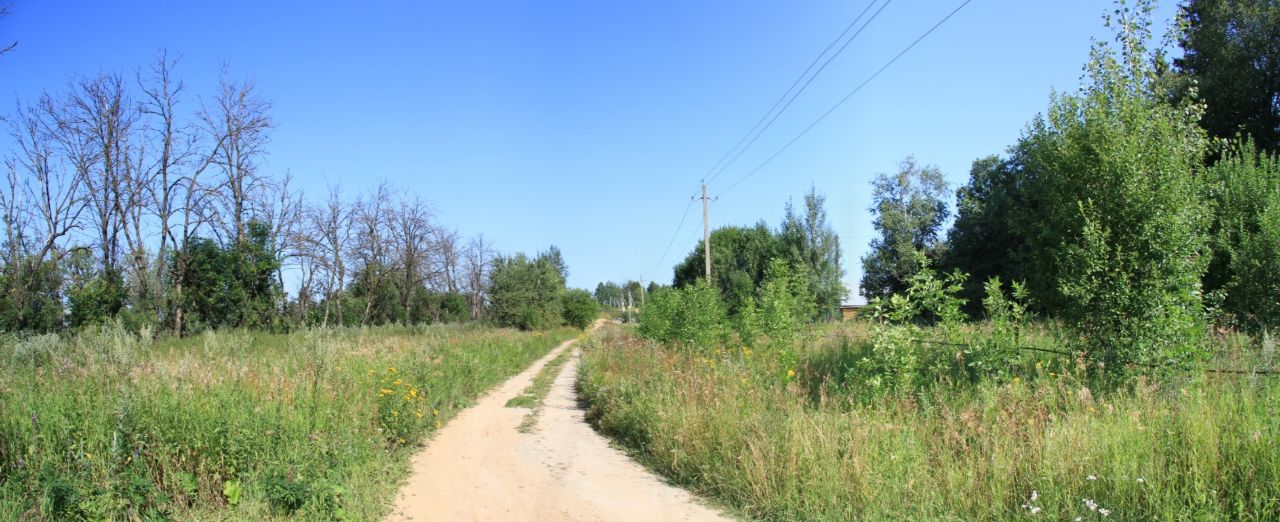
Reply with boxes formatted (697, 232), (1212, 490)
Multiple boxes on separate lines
(1020, 1), (1211, 368)
(487, 248), (566, 331)
(1204, 141), (1280, 330)
(673, 222), (780, 315)
(944, 153), (1037, 314)
(593, 281), (623, 308)
(779, 187), (846, 320)
(637, 279), (726, 349)
(673, 188), (845, 321)
(561, 288), (598, 329)
(171, 220), (281, 333)
(860, 156), (950, 302)
(1175, 0), (1280, 152)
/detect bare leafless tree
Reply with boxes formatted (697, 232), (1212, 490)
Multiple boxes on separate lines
(351, 183), (395, 326)
(390, 195), (435, 322)
(431, 227), (461, 294)
(303, 184), (353, 327)
(250, 171), (303, 311)
(169, 111), (223, 336)
(3, 100), (86, 265)
(137, 50), (200, 320)
(58, 73), (136, 275)
(201, 70), (272, 245)
(1, 99), (88, 327)
(0, 4), (16, 57)
(462, 234), (495, 320)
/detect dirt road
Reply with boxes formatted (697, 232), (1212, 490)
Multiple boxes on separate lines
(385, 329), (731, 522)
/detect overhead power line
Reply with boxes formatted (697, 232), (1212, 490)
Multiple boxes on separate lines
(703, 0), (890, 186)
(641, 183), (700, 281)
(715, 0), (974, 198)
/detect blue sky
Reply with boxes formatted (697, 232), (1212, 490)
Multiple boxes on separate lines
(1, 0), (1179, 301)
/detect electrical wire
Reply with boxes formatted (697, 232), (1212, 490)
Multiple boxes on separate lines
(704, 0), (890, 186)
(715, 0), (973, 198)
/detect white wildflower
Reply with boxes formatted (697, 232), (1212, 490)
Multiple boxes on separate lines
(1029, 506), (1042, 514)
(1083, 498), (1098, 512)
(1031, 490), (1039, 502)
(1099, 508), (1111, 517)
(1087, 475), (1097, 481)
(1136, 477), (1145, 484)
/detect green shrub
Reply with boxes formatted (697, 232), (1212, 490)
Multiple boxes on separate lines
(637, 280), (726, 349)
(1018, 6), (1211, 370)
(11, 333), (63, 367)
(1205, 142), (1280, 331)
(264, 470), (310, 515)
(561, 289), (598, 329)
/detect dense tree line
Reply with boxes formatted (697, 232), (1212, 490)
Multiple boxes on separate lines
(0, 53), (572, 334)
(862, 0), (1280, 368)
(670, 187), (846, 321)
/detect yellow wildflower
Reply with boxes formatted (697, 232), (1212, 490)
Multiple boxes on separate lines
(416, 411), (424, 418)
(432, 408), (440, 417)
(379, 389), (393, 396)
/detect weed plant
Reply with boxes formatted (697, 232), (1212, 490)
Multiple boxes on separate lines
(0, 322), (574, 520)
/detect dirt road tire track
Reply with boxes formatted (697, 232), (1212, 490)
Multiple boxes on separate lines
(386, 327), (730, 522)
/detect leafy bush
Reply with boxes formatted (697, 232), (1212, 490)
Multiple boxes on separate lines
(11, 333), (63, 367)
(561, 289), (598, 329)
(1018, 6), (1211, 369)
(637, 280), (726, 349)
(1204, 142), (1280, 331)
(488, 250), (566, 330)
(862, 261), (969, 392)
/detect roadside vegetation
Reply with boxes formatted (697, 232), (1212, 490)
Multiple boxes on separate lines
(0, 36), (599, 521)
(581, 316), (1278, 520)
(507, 345), (575, 432)
(0, 323), (575, 520)
(583, 1), (1280, 520)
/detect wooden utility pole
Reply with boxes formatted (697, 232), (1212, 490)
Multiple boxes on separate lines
(701, 182), (712, 282)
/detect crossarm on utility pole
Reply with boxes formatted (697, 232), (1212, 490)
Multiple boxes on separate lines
(701, 182), (712, 282)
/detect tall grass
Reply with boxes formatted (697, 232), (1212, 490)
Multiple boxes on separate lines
(579, 324), (1280, 520)
(0, 323), (574, 520)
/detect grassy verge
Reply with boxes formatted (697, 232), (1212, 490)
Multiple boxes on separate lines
(506, 345), (574, 432)
(0, 323), (575, 520)
(579, 323), (1280, 520)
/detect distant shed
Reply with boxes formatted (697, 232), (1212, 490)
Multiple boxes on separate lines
(839, 304), (865, 321)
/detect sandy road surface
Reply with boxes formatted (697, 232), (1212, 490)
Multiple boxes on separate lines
(386, 327), (730, 522)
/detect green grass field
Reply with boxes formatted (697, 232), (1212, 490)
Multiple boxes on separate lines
(0, 323), (575, 520)
(579, 323), (1280, 521)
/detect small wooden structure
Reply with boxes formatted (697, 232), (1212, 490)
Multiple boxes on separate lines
(838, 304), (865, 321)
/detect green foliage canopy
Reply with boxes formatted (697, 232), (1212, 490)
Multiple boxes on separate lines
(860, 156), (950, 302)
(487, 248), (567, 331)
